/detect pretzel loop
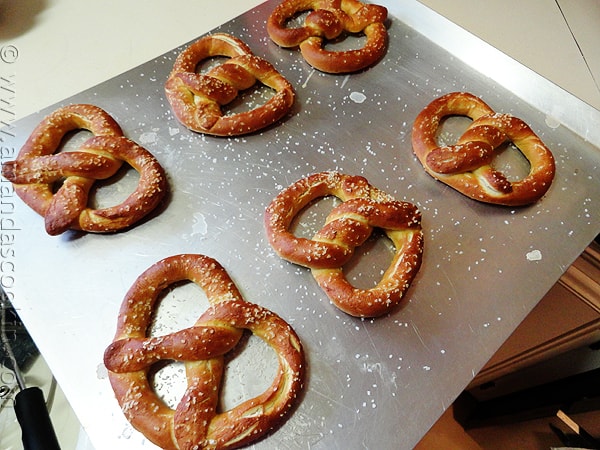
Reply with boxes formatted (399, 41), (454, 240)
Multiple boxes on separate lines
(104, 254), (305, 450)
(1, 104), (167, 235)
(265, 172), (423, 317)
(412, 92), (555, 205)
(165, 33), (295, 136)
(267, 0), (388, 73)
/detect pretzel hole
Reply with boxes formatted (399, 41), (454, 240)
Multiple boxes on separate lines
(323, 32), (368, 52)
(435, 115), (471, 147)
(222, 83), (276, 116)
(57, 129), (94, 152)
(88, 164), (140, 209)
(490, 142), (531, 181)
(147, 281), (211, 409)
(219, 333), (278, 411)
(51, 129), (94, 185)
(149, 281), (209, 337)
(291, 196), (341, 238)
(343, 229), (395, 289)
(49, 129), (95, 194)
(282, 10), (311, 29)
(195, 55), (229, 73)
(150, 361), (187, 409)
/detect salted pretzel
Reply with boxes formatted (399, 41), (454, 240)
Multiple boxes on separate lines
(267, 0), (388, 74)
(165, 33), (295, 136)
(411, 92), (556, 206)
(265, 172), (422, 317)
(103, 254), (305, 450)
(1, 104), (167, 235)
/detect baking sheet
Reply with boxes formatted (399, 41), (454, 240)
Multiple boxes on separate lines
(2, 0), (600, 449)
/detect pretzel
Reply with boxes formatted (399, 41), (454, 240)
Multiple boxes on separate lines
(411, 92), (556, 206)
(267, 0), (388, 74)
(265, 172), (422, 317)
(103, 254), (305, 450)
(165, 33), (295, 136)
(1, 104), (167, 235)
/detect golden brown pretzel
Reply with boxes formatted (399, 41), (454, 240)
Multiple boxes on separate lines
(165, 33), (295, 136)
(411, 92), (556, 206)
(1, 104), (167, 235)
(267, 0), (388, 73)
(265, 172), (422, 317)
(103, 254), (305, 450)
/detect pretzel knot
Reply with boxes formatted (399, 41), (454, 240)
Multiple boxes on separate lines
(0, 104), (167, 235)
(411, 92), (556, 206)
(265, 172), (423, 317)
(165, 33), (295, 136)
(267, 0), (388, 73)
(103, 254), (305, 450)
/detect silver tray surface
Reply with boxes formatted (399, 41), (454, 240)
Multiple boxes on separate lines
(3, 0), (600, 448)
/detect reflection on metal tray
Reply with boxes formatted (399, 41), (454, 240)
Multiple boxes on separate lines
(3, 0), (600, 449)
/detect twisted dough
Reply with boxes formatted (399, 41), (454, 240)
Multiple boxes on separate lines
(265, 172), (423, 317)
(165, 33), (295, 136)
(411, 92), (555, 206)
(104, 254), (305, 450)
(1, 104), (167, 235)
(267, 0), (388, 73)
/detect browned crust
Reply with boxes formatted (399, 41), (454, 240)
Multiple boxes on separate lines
(164, 33), (295, 136)
(411, 92), (556, 206)
(1, 104), (167, 235)
(265, 171), (423, 317)
(104, 254), (305, 450)
(267, 0), (388, 74)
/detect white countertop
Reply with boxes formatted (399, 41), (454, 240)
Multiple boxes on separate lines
(419, 0), (600, 111)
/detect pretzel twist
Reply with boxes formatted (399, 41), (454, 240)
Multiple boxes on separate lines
(265, 172), (423, 317)
(411, 92), (556, 206)
(165, 33), (295, 136)
(1, 104), (167, 235)
(267, 0), (388, 73)
(104, 254), (305, 450)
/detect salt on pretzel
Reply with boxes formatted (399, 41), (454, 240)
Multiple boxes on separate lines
(103, 254), (305, 450)
(267, 0), (388, 74)
(165, 33), (295, 136)
(1, 104), (167, 235)
(265, 172), (422, 317)
(411, 92), (556, 206)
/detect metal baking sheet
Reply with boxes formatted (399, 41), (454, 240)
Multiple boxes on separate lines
(3, 0), (600, 449)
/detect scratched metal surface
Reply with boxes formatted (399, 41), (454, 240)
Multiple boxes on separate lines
(3, 0), (600, 449)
